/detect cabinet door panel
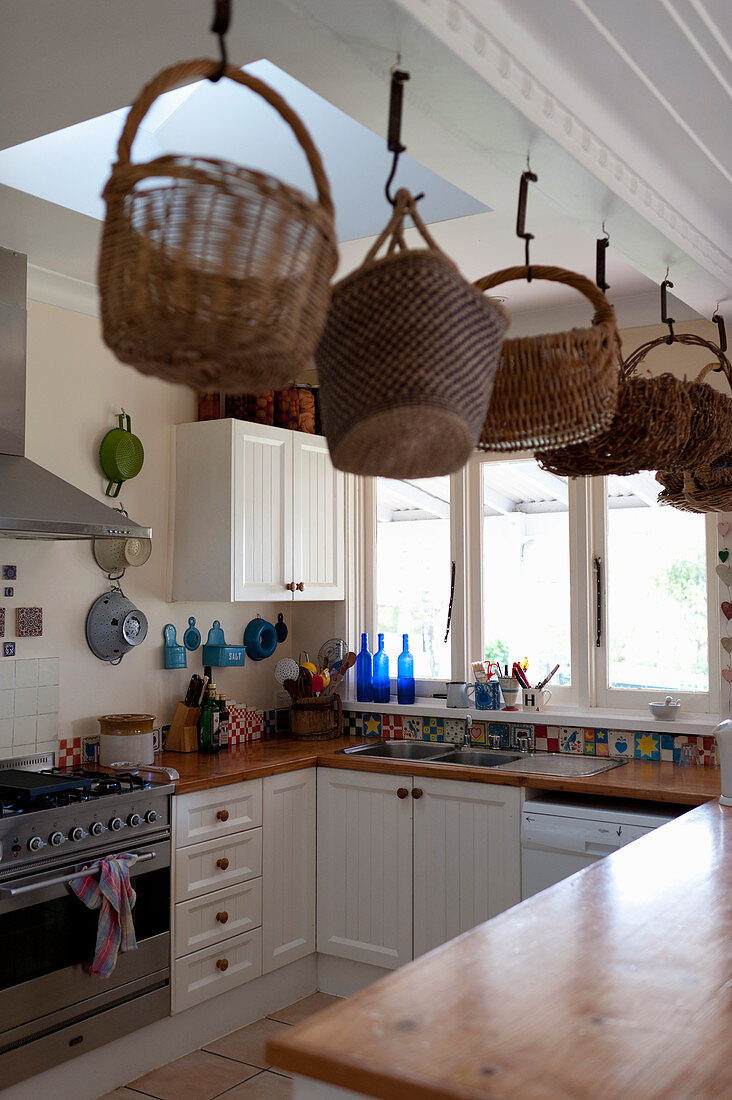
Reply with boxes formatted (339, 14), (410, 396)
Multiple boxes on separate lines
(262, 769), (316, 973)
(317, 769), (412, 969)
(292, 435), (345, 600)
(413, 778), (521, 958)
(233, 422), (293, 601)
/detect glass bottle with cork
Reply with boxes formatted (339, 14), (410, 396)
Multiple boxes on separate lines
(198, 683), (220, 753)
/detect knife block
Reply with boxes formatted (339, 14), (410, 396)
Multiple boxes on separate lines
(165, 703), (200, 753)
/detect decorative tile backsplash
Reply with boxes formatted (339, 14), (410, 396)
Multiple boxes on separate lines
(345, 712), (719, 766)
(0, 657), (60, 758)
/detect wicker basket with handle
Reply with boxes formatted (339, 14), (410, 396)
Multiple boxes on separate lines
(474, 265), (619, 452)
(99, 59), (338, 393)
(289, 694), (343, 741)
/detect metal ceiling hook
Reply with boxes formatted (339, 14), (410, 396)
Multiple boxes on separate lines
(661, 270), (675, 344)
(209, 0), (231, 83)
(385, 67), (410, 205)
(712, 305), (727, 354)
(516, 166), (538, 280)
(596, 223), (610, 292)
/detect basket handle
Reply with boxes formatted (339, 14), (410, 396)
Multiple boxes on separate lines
(360, 188), (447, 268)
(475, 265), (616, 327)
(621, 333), (732, 388)
(114, 59), (334, 220)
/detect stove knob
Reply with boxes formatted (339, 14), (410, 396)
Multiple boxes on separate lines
(144, 810), (161, 824)
(69, 826), (86, 843)
(27, 836), (44, 852)
(49, 831), (65, 847)
(89, 821), (105, 837)
(127, 813), (142, 828)
(109, 817), (125, 832)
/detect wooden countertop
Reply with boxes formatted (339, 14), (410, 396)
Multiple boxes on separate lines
(159, 737), (720, 803)
(268, 800), (732, 1099)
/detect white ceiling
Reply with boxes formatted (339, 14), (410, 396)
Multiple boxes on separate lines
(0, 0), (728, 330)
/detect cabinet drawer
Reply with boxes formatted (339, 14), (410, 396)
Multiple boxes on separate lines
(172, 927), (262, 1014)
(175, 829), (262, 902)
(175, 780), (262, 848)
(175, 879), (262, 959)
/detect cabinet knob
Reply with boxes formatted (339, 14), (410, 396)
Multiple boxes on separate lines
(216, 911), (229, 924)
(216, 857), (229, 871)
(412, 788), (423, 799)
(296, 582), (305, 592)
(216, 809), (230, 822)
(216, 958), (229, 972)
(285, 582), (295, 592)
(397, 787), (409, 799)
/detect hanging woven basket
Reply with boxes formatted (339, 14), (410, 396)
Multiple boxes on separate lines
(99, 59), (338, 393)
(682, 457), (732, 512)
(655, 469), (704, 512)
(315, 189), (509, 477)
(474, 266), (619, 452)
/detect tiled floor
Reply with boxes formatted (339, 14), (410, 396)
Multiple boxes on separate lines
(99, 994), (339, 1100)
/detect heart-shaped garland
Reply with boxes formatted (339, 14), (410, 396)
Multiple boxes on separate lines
(720, 521), (732, 700)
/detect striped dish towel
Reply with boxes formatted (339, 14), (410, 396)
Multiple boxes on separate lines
(70, 853), (139, 977)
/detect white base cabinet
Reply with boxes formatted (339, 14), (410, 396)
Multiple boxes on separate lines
(263, 768), (316, 973)
(317, 769), (521, 969)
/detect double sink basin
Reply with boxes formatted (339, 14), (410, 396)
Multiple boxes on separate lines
(339, 740), (625, 777)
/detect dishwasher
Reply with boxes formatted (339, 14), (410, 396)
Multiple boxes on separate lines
(521, 794), (687, 899)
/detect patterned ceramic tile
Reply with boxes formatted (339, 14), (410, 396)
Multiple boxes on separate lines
(382, 714), (403, 739)
(424, 716), (444, 742)
(2, 566), (17, 581)
(584, 741), (596, 755)
(513, 723), (534, 749)
(3, 588), (12, 598)
(533, 724), (548, 752)
(559, 727), (584, 754)
(362, 713), (382, 738)
(3, 643), (15, 657)
(634, 732), (660, 760)
(443, 718), (465, 744)
(402, 715), (423, 740)
(546, 728), (560, 752)
(82, 735), (100, 764)
(16, 607), (42, 638)
(469, 720), (487, 745)
(343, 711), (362, 736)
(608, 730), (633, 758)
(659, 733), (674, 762)
(487, 721), (511, 749)
(584, 727), (594, 742)
(0, 608), (4, 638)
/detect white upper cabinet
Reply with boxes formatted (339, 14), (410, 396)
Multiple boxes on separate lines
(172, 420), (345, 602)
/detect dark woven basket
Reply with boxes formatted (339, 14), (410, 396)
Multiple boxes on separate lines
(289, 695), (343, 740)
(538, 334), (732, 477)
(682, 456), (732, 512)
(655, 469), (704, 512)
(99, 60), (337, 393)
(316, 189), (509, 477)
(475, 266), (619, 452)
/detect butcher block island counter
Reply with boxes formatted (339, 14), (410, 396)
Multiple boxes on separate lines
(267, 800), (732, 1100)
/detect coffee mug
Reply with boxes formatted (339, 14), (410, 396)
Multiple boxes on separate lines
(522, 687), (552, 712)
(447, 681), (476, 708)
(474, 681), (504, 711)
(498, 676), (520, 710)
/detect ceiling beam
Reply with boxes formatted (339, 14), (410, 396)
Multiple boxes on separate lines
(510, 465), (569, 506)
(380, 478), (450, 519)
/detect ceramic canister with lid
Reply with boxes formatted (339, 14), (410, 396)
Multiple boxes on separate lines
(98, 714), (156, 765)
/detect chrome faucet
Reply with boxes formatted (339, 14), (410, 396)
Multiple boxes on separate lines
(462, 713), (473, 748)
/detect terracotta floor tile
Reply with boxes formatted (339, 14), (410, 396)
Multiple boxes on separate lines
(128, 1049), (259, 1099)
(217, 1071), (292, 1099)
(203, 1018), (289, 1070)
(267, 993), (340, 1026)
(98, 1091), (149, 1099)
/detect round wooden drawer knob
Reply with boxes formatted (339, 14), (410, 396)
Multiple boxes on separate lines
(285, 582), (295, 591)
(216, 911), (229, 924)
(216, 958), (229, 972)
(217, 809), (230, 822)
(216, 857), (229, 870)
(397, 787), (409, 799)
(296, 582), (305, 591)
(412, 788), (423, 799)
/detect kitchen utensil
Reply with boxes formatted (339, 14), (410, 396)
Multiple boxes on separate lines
(648, 695), (681, 721)
(311, 674), (324, 695)
(202, 621), (246, 667)
(93, 535), (152, 576)
(243, 616), (278, 661)
(183, 616), (201, 650)
(318, 637), (347, 672)
(447, 681), (476, 708)
(98, 713), (155, 766)
(275, 613), (288, 643)
(325, 651), (356, 695)
(512, 662), (531, 690)
(275, 657), (299, 685)
(86, 587), (148, 664)
(297, 667), (313, 699)
(163, 624), (186, 669)
(99, 412), (145, 497)
(283, 678), (300, 700)
(99, 59), (337, 392)
(184, 675), (203, 707)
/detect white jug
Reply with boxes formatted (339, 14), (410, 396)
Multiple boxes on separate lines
(712, 720), (732, 806)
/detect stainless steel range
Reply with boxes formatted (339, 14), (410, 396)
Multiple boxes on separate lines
(0, 753), (174, 1087)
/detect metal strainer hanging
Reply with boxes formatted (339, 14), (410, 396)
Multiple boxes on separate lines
(86, 586), (149, 664)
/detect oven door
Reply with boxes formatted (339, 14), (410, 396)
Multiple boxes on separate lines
(0, 837), (170, 1044)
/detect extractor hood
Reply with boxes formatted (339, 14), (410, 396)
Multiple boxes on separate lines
(0, 247), (152, 540)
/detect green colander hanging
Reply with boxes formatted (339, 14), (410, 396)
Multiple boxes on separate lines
(99, 412), (144, 497)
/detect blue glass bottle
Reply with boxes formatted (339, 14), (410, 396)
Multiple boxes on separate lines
(372, 633), (390, 703)
(356, 632), (373, 702)
(397, 634), (415, 705)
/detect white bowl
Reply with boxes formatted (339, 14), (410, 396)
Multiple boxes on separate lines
(648, 696), (681, 721)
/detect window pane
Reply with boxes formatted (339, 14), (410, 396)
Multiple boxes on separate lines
(481, 460), (571, 686)
(606, 474), (708, 692)
(376, 477), (451, 679)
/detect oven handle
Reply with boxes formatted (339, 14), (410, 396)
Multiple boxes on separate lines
(0, 851), (156, 897)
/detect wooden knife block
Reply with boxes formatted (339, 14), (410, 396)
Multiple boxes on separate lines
(165, 703), (200, 753)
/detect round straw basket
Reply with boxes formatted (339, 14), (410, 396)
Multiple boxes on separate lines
(682, 456), (732, 512)
(289, 695), (343, 741)
(474, 266), (619, 452)
(315, 189), (509, 477)
(99, 59), (338, 393)
(538, 334), (732, 477)
(655, 469), (704, 512)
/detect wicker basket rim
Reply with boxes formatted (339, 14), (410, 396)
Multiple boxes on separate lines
(621, 332), (732, 384)
(474, 264), (616, 329)
(499, 317), (617, 349)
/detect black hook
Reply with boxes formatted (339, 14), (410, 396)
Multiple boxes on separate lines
(516, 168), (538, 280)
(385, 68), (410, 206)
(660, 272), (675, 344)
(209, 0), (231, 83)
(713, 308), (727, 354)
(596, 223), (610, 292)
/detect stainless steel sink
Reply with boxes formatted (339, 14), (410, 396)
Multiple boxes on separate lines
(494, 754), (626, 777)
(435, 749), (522, 768)
(340, 741), (449, 761)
